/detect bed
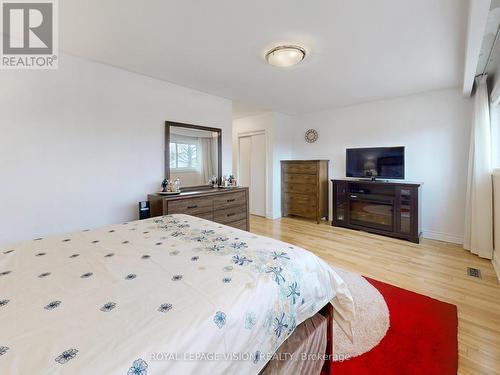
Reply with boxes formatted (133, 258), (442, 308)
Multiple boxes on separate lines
(0, 214), (354, 374)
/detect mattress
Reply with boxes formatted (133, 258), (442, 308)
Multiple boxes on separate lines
(0, 214), (354, 374)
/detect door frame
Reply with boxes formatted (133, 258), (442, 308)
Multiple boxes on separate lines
(237, 130), (269, 218)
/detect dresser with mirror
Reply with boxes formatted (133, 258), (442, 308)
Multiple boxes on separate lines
(148, 121), (249, 231)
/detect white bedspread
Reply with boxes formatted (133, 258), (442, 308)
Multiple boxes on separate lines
(0, 214), (354, 374)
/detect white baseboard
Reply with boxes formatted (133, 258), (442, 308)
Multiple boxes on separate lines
(422, 230), (463, 244)
(493, 254), (500, 283)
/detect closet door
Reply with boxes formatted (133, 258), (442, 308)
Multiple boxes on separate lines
(250, 134), (266, 216)
(238, 134), (266, 217)
(239, 137), (252, 188)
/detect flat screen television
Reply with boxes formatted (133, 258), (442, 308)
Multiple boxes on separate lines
(346, 147), (405, 180)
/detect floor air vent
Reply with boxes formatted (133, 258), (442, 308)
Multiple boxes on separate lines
(467, 267), (481, 278)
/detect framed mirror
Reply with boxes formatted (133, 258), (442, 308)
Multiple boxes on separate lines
(165, 121), (222, 188)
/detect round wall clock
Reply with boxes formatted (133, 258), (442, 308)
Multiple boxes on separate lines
(305, 129), (318, 143)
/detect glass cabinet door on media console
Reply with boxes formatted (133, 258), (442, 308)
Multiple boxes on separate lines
(395, 185), (418, 236)
(333, 180), (348, 223)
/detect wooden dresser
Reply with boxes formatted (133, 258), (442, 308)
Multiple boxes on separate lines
(281, 160), (329, 223)
(148, 187), (249, 231)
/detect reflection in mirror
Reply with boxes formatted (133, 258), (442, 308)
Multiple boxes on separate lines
(169, 125), (219, 187)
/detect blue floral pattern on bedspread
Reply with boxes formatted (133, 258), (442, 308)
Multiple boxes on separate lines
(153, 215), (307, 353)
(128, 358), (148, 375)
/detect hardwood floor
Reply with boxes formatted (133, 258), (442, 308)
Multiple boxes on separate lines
(249, 215), (500, 375)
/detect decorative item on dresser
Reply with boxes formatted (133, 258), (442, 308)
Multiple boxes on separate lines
(332, 179), (422, 243)
(281, 160), (329, 224)
(148, 187), (249, 231)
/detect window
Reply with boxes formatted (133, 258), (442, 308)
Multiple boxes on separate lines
(491, 105), (500, 169)
(491, 80), (500, 168)
(170, 142), (199, 170)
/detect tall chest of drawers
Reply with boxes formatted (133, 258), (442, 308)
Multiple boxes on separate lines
(281, 160), (329, 223)
(148, 187), (249, 231)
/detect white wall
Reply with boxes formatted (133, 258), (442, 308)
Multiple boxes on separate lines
(0, 54), (232, 247)
(271, 113), (293, 217)
(232, 113), (292, 219)
(291, 88), (472, 243)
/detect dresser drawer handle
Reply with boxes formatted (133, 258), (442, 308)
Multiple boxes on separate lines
(187, 205), (198, 209)
(227, 199), (236, 202)
(227, 213), (236, 217)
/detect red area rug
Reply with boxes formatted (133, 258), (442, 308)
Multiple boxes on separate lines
(330, 278), (458, 375)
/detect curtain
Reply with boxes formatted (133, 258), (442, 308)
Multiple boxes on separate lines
(464, 75), (493, 259)
(491, 76), (500, 107)
(199, 137), (216, 184)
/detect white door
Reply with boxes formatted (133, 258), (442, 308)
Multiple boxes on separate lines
(250, 134), (266, 216)
(239, 134), (266, 217)
(239, 137), (251, 188)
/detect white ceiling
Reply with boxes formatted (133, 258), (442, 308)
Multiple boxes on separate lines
(60, 0), (468, 116)
(232, 102), (268, 120)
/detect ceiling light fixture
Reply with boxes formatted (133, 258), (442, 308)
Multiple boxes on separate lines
(265, 45), (306, 67)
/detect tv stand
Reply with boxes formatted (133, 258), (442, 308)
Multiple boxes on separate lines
(332, 179), (421, 243)
(358, 177), (386, 182)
